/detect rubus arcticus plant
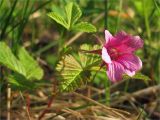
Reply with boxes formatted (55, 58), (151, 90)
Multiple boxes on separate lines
(56, 30), (144, 92)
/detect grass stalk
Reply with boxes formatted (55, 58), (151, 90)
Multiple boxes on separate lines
(6, 1), (52, 36)
(16, 0), (33, 44)
(116, 0), (123, 32)
(0, 0), (18, 39)
(35, 41), (58, 55)
(104, 0), (108, 29)
(154, 0), (160, 15)
(142, 0), (151, 40)
(0, 0), (4, 8)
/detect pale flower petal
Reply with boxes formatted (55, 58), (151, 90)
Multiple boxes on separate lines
(102, 47), (112, 63)
(125, 69), (135, 77)
(105, 30), (113, 44)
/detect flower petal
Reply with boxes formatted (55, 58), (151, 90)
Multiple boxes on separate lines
(125, 69), (135, 77)
(105, 30), (113, 44)
(108, 31), (143, 53)
(102, 47), (112, 63)
(117, 54), (142, 73)
(107, 61), (125, 82)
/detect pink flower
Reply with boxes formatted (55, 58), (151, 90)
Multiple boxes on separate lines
(102, 30), (143, 82)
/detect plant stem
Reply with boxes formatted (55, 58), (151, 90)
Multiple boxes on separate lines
(38, 95), (55, 120)
(35, 39), (60, 56)
(38, 84), (58, 120)
(65, 32), (83, 47)
(124, 79), (129, 92)
(7, 84), (11, 120)
(105, 79), (110, 105)
(104, 0), (110, 106)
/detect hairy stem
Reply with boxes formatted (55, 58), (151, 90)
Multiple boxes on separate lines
(38, 94), (56, 120)
(38, 84), (57, 120)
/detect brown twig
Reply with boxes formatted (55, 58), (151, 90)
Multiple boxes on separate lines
(72, 92), (130, 120)
(19, 92), (31, 120)
(62, 108), (83, 118)
(7, 84), (11, 120)
(111, 85), (160, 106)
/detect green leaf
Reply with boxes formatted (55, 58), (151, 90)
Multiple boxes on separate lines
(65, 2), (82, 28)
(48, 2), (96, 33)
(48, 12), (68, 29)
(18, 47), (44, 80)
(48, 2), (82, 30)
(123, 72), (151, 84)
(8, 73), (37, 91)
(51, 4), (66, 17)
(0, 42), (26, 76)
(73, 22), (97, 32)
(0, 42), (43, 81)
(56, 44), (101, 92)
(8, 73), (47, 91)
(132, 73), (151, 81)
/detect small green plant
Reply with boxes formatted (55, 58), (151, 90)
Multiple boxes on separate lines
(48, 2), (150, 93)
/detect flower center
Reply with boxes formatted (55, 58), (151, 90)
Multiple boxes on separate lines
(108, 48), (119, 60)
